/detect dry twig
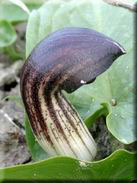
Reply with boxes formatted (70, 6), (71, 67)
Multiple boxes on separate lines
(103, 0), (137, 12)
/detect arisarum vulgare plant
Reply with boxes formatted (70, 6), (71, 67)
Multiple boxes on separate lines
(20, 27), (125, 161)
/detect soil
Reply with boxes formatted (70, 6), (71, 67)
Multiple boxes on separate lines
(0, 23), (136, 168)
(0, 23), (31, 167)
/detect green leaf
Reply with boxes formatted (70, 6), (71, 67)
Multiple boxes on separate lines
(0, 2), (42, 23)
(0, 150), (136, 181)
(25, 114), (49, 161)
(26, 0), (135, 144)
(26, 2), (62, 57)
(72, 48), (135, 144)
(3, 46), (25, 61)
(0, 3), (28, 22)
(0, 20), (17, 47)
(7, 0), (30, 15)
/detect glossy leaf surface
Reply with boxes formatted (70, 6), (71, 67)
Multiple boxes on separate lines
(0, 150), (136, 181)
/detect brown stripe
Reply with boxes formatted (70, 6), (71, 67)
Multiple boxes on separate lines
(21, 53), (95, 153)
(44, 92), (78, 157)
(61, 92), (95, 141)
(21, 65), (55, 148)
(37, 59), (91, 145)
(21, 67), (39, 136)
(54, 93), (82, 147)
(55, 91), (93, 158)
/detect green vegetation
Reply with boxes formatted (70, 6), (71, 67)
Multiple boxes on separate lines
(0, 0), (136, 181)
